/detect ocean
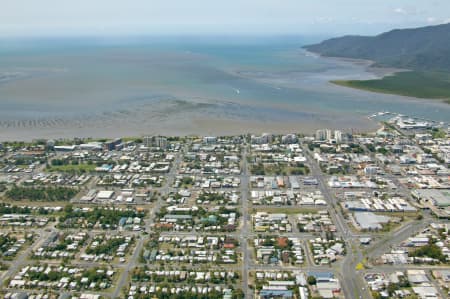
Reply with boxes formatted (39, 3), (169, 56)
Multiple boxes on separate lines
(0, 36), (448, 140)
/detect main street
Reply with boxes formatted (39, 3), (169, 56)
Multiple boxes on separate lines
(240, 145), (252, 299)
(1, 137), (444, 299)
(303, 143), (444, 299)
(111, 144), (184, 298)
(304, 145), (370, 299)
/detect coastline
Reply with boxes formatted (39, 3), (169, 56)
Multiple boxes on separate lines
(304, 50), (450, 104)
(302, 50), (408, 79)
(330, 72), (450, 105)
(0, 116), (380, 142)
(1, 43), (448, 141)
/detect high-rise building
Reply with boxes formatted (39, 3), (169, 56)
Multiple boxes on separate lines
(251, 133), (273, 144)
(154, 136), (168, 149)
(281, 134), (298, 144)
(103, 138), (122, 151)
(143, 136), (152, 147)
(334, 130), (343, 144)
(315, 129), (331, 141)
(203, 136), (217, 144)
(143, 136), (168, 149)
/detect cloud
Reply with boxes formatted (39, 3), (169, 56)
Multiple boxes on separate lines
(426, 17), (437, 23)
(394, 8), (407, 15)
(314, 17), (335, 23)
(393, 6), (423, 16)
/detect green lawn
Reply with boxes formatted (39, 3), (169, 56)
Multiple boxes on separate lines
(46, 164), (96, 173)
(332, 71), (450, 104)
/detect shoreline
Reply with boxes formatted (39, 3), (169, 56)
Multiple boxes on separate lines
(0, 124), (384, 143)
(304, 50), (450, 104)
(1, 46), (447, 141)
(303, 49), (408, 79)
(330, 73), (450, 105)
(0, 107), (381, 142)
(0, 118), (380, 142)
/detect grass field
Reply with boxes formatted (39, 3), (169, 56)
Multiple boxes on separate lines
(46, 164), (96, 173)
(332, 71), (450, 104)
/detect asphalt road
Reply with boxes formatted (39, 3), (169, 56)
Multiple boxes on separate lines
(304, 145), (370, 299)
(111, 146), (183, 298)
(240, 146), (252, 299)
(2, 140), (445, 299)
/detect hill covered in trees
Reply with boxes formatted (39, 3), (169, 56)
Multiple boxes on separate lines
(304, 23), (450, 102)
(304, 23), (450, 72)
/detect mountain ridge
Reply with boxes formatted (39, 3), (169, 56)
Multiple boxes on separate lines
(304, 23), (450, 72)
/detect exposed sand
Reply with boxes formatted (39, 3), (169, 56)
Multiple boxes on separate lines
(314, 54), (409, 79)
(0, 111), (379, 141)
(0, 46), (441, 142)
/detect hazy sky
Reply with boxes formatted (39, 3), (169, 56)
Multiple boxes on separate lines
(1, 0), (449, 37)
